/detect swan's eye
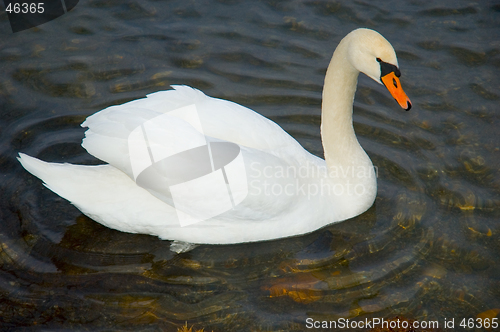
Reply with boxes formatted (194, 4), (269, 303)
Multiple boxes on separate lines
(393, 78), (397, 88)
(376, 57), (382, 62)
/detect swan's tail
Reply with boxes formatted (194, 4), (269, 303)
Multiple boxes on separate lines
(18, 153), (59, 186)
(17, 153), (181, 240)
(17, 152), (133, 217)
(18, 153), (89, 201)
(17, 153), (140, 208)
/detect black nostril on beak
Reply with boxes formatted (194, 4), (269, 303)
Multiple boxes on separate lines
(406, 101), (412, 111)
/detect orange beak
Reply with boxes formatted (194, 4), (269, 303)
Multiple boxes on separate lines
(381, 72), (412, 111)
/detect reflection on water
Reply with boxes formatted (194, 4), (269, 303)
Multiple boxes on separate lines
(1, 0), (499, 331)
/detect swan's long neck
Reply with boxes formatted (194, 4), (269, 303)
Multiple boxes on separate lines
(320, 37), (376, 200)
(321, 38), (362, 165)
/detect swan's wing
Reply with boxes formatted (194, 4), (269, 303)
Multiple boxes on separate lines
(82, 85), (308, 178)
(81, 86), (315, 225)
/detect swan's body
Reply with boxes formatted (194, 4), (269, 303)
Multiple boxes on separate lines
(18, 29), (411, 245)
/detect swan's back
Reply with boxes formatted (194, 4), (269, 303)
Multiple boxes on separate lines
(82, 85), (308, 180)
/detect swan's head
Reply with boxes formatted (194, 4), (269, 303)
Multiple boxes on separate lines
(346, 28), (412, 110)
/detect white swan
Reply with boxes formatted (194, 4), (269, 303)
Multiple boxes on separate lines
(18, 28), (411, 246)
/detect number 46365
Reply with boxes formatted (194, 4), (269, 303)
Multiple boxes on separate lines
(460, 317), (498, 329)
(5, 2), (45, 14)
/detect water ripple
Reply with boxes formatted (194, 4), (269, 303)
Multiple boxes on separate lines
(1, 0), (499, 330)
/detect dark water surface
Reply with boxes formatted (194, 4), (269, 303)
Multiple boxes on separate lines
(1, 1), (499, 331)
